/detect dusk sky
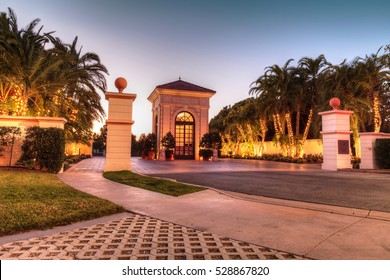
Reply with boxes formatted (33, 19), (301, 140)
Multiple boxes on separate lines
(1, 0), (390, 136)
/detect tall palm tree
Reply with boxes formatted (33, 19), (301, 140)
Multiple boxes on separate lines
(0, 8), (61, 116)
(1, 9), (61, 115)
(250, 59), (295, 156)
(353, 48), (388, 132)
(296, 54), (328, 155)
(0, 9), (108, 144)
(324, 60), (371, 157)
(49, 36), (108, 143)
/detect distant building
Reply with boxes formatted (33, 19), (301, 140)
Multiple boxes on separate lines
(148, 79), (215, 160)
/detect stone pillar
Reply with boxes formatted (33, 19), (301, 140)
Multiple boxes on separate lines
(360, 132), (390, 169)
(104, 77), (137, 172)
(318, 98), (353, 171)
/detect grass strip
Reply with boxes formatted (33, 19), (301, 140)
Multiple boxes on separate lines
(103, 170), (206, 197)
(0, 171), (124, 236)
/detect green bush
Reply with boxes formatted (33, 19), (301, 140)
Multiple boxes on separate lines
(374, 139), (390, 169)
(161, 132), (176, 151)
(199, 149), (213, 159)
(19, 127), (65, 173)
(257, 153), (323, 164)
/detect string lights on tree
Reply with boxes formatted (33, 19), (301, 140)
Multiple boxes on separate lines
(10, 85), (27, 116)
(373, 95), (381, 132)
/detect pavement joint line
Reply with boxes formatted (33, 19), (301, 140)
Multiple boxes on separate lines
(303, 217), (367, 257)
(124, 210), (311, 260)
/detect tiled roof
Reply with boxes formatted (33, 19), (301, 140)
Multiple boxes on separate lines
(156, 79), (216, 93)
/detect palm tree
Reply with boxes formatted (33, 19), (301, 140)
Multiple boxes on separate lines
(296, 54), (328, 156)
(353, 48), (388, 132)
(250, 59), (295, 156)
(0, 8), (61, 116)
(49, 36), (108, 143)
(0, 9), (108, 144)
(324, 60), (371, 157)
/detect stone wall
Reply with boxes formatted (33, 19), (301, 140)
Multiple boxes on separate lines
(0, 116), (66, 166)
(360, 132), (390, 169)
(221, 139), (323, 157)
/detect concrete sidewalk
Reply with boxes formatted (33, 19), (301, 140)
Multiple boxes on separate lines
(133, 158), (390, 212)
(56, 157), (390, 260)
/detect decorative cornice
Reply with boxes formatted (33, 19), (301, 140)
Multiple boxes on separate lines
(320, 130), (352, 135)
(0, 115), (67, 124)
(105, 92), (137, 101)
(106, 119), (135, 125)
(148, 88), (215, 103)
(318, 110), (353, 116)
(360, 132), (390, 137)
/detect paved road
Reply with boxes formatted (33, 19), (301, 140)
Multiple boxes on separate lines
(133, 159), (390, 212)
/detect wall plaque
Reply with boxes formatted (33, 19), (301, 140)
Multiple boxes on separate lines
(338, 140), (349, 154)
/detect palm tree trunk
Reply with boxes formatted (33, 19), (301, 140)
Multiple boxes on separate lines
(373, 93), (381, 132)
(259, 118), (267, 157)
(299, 108), (313, 158)
(302, 108), (313, 142)
(350, 113), (361, 158)
(296, 104), (301, 136)
(272, 114), (280, 141)
(285, 112), (294, 157)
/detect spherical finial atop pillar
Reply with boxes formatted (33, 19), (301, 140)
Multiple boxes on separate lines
(115, 77), (127, 93)
(329, 97), (341, 110)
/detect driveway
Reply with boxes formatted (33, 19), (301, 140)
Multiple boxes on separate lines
(133, 158), (390, 212)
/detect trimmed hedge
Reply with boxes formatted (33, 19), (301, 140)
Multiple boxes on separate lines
(374, 139), (390, 169)
(19, 127), (65, 173)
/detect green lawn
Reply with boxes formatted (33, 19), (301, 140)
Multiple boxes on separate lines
(103, 171), (206, 196)
(0, 171), (124, 236)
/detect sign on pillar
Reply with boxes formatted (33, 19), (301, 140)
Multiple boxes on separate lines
(104, 77), (137, 172)
(319, 98), (352, 171)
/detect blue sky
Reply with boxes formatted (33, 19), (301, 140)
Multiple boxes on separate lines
(1, 0), (389, 136)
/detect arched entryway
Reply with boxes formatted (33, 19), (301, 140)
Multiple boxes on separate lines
(175, 111), (195, 159)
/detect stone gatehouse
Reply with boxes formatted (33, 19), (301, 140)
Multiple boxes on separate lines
(148, 79), (215, 160)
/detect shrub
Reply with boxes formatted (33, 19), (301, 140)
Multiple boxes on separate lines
(351, 156), (361, 169)
(374, 139), (390, 169)
(19, 127), (65, 173)
(140, 133), (157, 158)
(303, 154), (323, 163)
(161, 132), (176, 151)
(199, 149), (214, 159)
(200, 132), (222, 150)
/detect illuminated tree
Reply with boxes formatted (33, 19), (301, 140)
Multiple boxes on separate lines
(295, 54), (328, 157)
(0, 8), (61, 116)
(49, 36), (107, 143)
(0, 8), (107, 144)
(250, 59), (296, 156)
(324, 60), (371, 157)
(353, 48), (388, 132)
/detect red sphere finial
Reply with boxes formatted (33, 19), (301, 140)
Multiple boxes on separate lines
(114, 77), (127, 93)
(329, 97), (341, 110)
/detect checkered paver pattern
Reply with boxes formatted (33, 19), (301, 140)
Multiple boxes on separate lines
(0, 214), (306, 260)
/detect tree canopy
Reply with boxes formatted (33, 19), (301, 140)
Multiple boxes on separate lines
(0, 8), (108, 144)
(211, 50), (390, 158)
